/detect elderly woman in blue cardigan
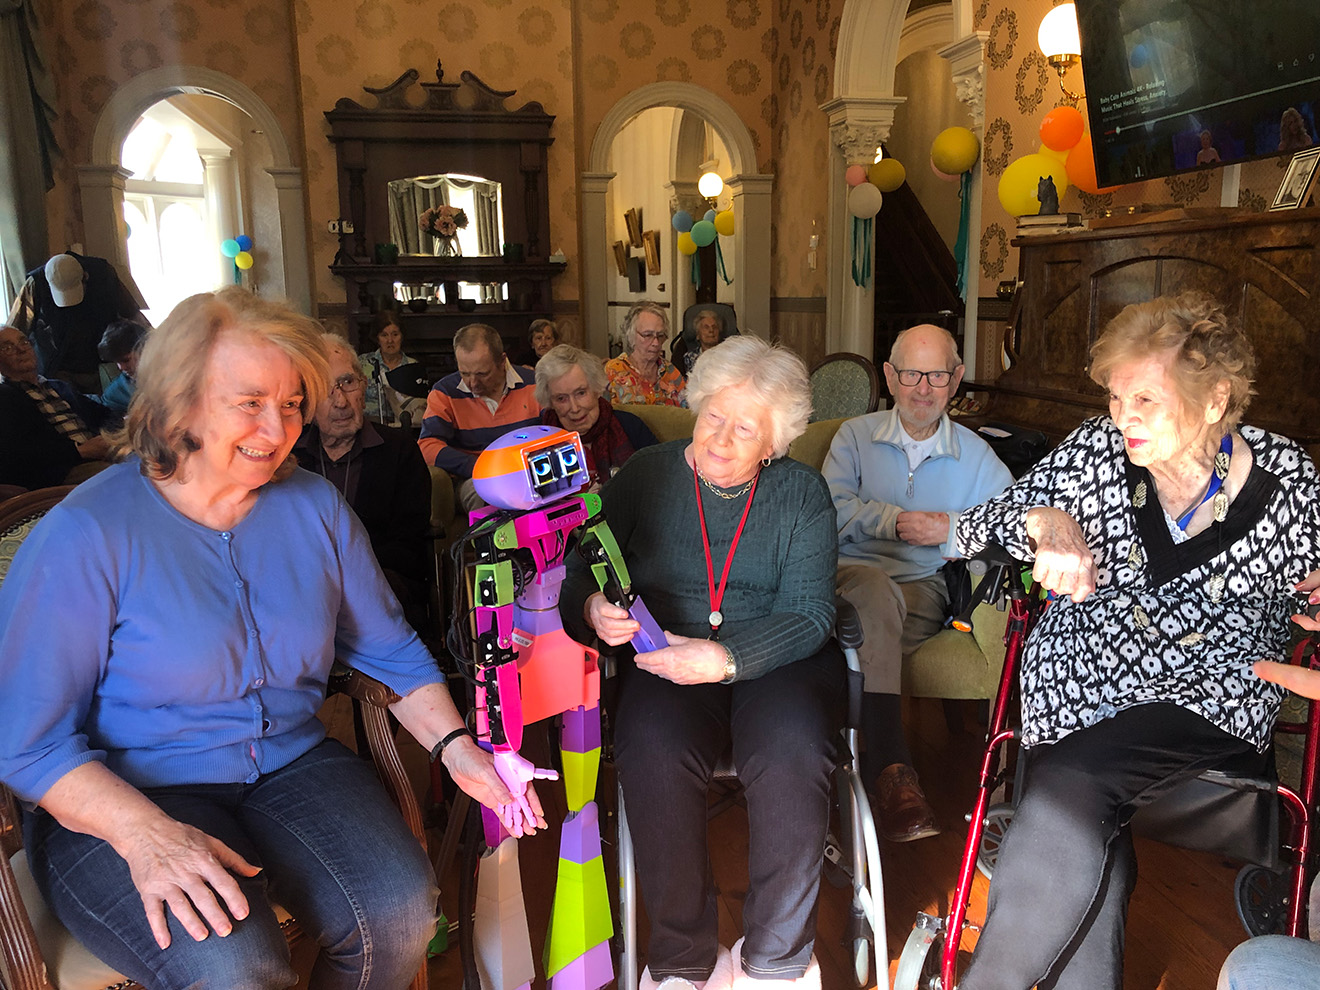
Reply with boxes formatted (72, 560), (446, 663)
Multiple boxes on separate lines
(0, 287), (544, 990)
(562, 335), (841, 990)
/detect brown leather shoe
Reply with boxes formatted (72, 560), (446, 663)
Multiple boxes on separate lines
(874, 763), (940, 842)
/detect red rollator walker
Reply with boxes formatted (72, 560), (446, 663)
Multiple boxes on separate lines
(894, 544), (1320, 990)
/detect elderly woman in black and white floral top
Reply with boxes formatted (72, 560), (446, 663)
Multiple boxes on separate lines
(955, 292), (1320, 990)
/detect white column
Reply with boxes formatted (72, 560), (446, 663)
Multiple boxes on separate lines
(580, 172), (616, 357)
(726, 173), (772, 338)
(665, 181), (704, 328)
(76, 164), (146, 306)
(940, 31), (988, 376)
(821, 97), (905, 360)
(266, 167), (312, 315)
(200, 149), (237, 292)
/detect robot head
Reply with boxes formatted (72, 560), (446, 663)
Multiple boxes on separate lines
(472, 425), (590, 510)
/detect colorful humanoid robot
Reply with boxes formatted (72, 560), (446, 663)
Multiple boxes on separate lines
(454, 424), (663, 990)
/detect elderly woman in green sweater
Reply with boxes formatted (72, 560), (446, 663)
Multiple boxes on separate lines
(562, 335), (840, 990)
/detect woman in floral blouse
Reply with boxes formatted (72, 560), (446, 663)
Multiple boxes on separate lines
(955, 293), (1320, 990)
(605, 301), (685, 407)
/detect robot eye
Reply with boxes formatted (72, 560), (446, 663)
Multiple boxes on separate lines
(556, 446), (580, 474)
(528, 451), (557, 492)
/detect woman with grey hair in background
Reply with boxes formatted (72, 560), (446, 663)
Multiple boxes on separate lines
(562, 335), (841, 990)
(604, 300), (686, 406)
(535, 343), (655, 489)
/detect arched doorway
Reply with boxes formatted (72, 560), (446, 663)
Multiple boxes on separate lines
(82, 67), (311, 314)
(582, 82), (770, 357)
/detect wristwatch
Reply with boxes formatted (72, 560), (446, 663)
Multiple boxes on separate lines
(720, 646), (737, 684)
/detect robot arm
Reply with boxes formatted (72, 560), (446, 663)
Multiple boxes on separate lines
(577, 505), (666, 653)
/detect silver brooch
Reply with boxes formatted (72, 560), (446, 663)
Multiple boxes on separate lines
(1207, 574), (1226, 603)
(1212, 490), (1228, 523)
(1133, 480), (1147, 508)
(1128, 543), (1143, 569)
(1133, 604), (1151, 629)
(1178, 632), (1206, 648)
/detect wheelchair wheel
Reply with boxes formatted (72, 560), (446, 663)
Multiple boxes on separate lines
(1235, 864), (1291, 937)
(893, 917), (943, 990)
(975, 803), (1015, 881)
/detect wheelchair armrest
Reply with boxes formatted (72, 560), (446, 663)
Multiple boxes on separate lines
(834, 596), (864, 651)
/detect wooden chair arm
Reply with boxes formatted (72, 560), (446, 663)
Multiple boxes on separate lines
(0, 784), (56, 990)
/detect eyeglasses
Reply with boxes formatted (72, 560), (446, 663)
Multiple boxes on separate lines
(0, 338), (33, 356)
(330, 374), (363, 395)
(635, 332), (667, 342)
(894, 368), (954, 388)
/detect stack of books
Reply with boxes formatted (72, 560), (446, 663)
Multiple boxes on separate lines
(1016, 212), (1084, 233)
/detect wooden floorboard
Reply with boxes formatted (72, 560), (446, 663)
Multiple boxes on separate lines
(315, 694), (1251, 990)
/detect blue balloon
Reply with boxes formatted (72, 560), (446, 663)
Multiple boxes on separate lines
(671, 210), (694, 233)
(690, 219), (717, 248)
(1129, 43), (1149, 69)
(703, 209), (717, 222)
(236, 234), (253, 252)
(220, 238), (240, 258)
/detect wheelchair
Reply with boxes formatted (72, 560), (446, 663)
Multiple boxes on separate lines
(614, 597), (885, 990)
(893, 545), (1320, 990)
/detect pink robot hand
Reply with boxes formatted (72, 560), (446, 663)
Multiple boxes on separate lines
(493, 750), (559, 837)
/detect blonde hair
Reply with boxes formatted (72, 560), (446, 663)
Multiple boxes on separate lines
(114, 287), (329, 481)
(1089, 292), (1255, 438)
(687, 335), (811, 458)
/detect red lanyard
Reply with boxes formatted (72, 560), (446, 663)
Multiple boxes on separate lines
(693, 465), (760, 640)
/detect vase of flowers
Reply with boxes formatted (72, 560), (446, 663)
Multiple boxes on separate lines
(419, 205), (469, 257)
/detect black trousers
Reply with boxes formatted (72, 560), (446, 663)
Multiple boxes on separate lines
(614, 642), (844, 981)
(960, 703), (1260, 990)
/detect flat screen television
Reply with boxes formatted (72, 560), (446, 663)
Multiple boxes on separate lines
(1075, 0), (1320, 187)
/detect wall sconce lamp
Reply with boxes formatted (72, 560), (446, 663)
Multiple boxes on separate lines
(698, 171), (724, 209)
(1037, 3), (1084, 103)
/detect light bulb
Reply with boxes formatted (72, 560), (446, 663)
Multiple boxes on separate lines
(1037, 3), (1080, 59)
(698, 171), (724, 198)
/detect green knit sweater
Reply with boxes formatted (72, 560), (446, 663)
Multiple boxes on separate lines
(561, 439), (837, 681)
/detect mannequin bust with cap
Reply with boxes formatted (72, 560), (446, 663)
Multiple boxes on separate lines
(5, 251), (147, 390)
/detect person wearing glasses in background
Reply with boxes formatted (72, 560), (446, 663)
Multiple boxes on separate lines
(296, 334), (431, 623)
(605, 301), (686, 407)
(823, 324), (1013, 842)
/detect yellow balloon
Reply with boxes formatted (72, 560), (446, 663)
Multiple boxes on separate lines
(997, 153), (1070, 216)
(234, 250), (255, 270)
(868, 158), (906, 192)
(676, 231), (698, 256)
(713, 210), (735, 236)
(1038, 142), (1069, 164)
(931, 126), (980, 175)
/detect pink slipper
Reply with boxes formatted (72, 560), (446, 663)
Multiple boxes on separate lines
(730, 937), (821, 990)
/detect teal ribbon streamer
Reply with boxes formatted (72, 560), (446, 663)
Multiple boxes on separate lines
(715, 238), (731, 284)
(691, 250), (701, 290)
(851, 216), (872, 288)
(954, 171), (972, 296)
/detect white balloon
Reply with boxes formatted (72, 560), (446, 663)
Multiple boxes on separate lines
(848, 182), (884, 218)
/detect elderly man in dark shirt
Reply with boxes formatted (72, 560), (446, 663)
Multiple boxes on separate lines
(0, 325), (113, 490)
(295, 334), (432, 621)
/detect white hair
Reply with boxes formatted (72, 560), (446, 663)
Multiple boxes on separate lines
(534, 344), (608, 406)
(320, 333), (362, 376)
(889, 324), (962, 368)
(620, 300), (670, 352)
(686, 334), (811, 458)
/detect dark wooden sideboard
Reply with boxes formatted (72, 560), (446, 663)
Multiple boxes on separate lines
(971, 208), (1320, 452)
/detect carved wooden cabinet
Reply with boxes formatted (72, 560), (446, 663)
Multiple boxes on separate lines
(325, 66), (565, 376)
(976, 208), (1320, 451)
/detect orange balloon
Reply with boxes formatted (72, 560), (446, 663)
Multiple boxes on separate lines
(1040, 106), (1086, 152)
(1065, 134), (1119, 195)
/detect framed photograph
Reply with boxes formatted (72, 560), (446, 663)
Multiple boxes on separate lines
(1270, 147), (1320, 211)
(642, 230), (661, 275)
(624, 207), (643, 248)
(611, 240), (629, 277)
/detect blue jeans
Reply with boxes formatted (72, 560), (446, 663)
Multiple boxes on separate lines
(1219, 935), (1320, 989)
(614, 642), (844, 981)
(24, 739), (438, 990)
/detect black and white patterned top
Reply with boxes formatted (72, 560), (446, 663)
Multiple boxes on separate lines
(956, 418), (1320, 752)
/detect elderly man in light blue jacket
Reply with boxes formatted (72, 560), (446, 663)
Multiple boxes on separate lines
(823, 324), (1013, 842)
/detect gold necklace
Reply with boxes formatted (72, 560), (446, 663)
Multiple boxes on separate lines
(697, 470), (753, 500)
